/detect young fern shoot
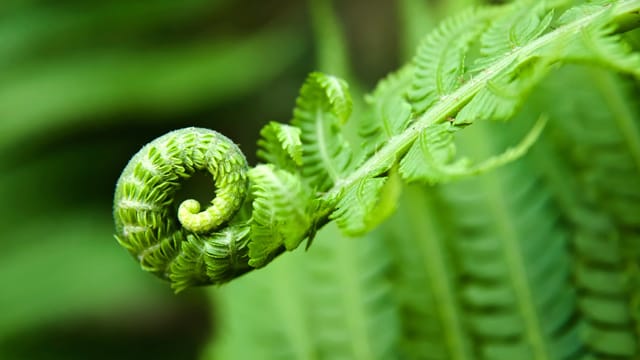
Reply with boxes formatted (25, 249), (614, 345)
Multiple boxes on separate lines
(113, 0), (640, 292)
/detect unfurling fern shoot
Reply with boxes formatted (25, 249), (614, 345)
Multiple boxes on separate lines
(113, 128), (255, 292)
(113, 0), (640, 297)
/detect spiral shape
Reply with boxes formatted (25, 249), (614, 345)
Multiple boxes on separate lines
(113, 127), (252, 292)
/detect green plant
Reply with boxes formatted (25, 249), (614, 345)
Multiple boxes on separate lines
(113, 0), (640, 358)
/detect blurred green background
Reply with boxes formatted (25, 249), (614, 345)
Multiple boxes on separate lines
(0, 0), (410, 358)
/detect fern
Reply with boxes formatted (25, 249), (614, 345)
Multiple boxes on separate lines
(557, 5), (640, 76)
(291, 72), (354, 191)
(111, 4), (640, 346)
(248, 164), (313, 267)
(436, 125), (583, 359)
(330, 170), (402, 236)
(473, 1), (555, 69)
(408, 8), (491, 114)
(207, 224), (400, 359)
(304, 225), (400, 359)
(101, 1), (640, 359)
(524, 65), (640, 358)
(385, 186), (474, 360)
(257, 121), (303, 172)
(207, 248), (317, 359)
(359, 66), (413, 157)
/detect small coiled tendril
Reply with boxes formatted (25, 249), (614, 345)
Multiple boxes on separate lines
(113, 127), (252, 292)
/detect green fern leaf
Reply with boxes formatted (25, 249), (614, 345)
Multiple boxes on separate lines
(305, 224), (401, 359)
(209, 224), (400, 359)
(556, 3), (603, 24)
(399, 122), (470, 183)
(438, 134), (583, 359)
(385, 186), (474, 359)
(574, 222), (639, 357)
(399, 116), (545, 184)
(359, 66), (414, 157)
(247, 164), (313, 268)
(169, 226), (252, 293)
(447, 3), (556, 126)
(207, 248), (316, 360)
(292, 72), (354, 191)
(408, 8), (489, 114)
(329, 177), (386, 236)
(257, 121), (303, 171)
(317, 0), (640, 219)
(474, 2), (554, 70)
(527, 66), (640, 357)
(456, 58), (552, 125)
(556, 19), (640, 77)
(330, 169), (402, 237)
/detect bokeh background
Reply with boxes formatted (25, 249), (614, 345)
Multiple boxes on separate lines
(0, 0), (423, 358)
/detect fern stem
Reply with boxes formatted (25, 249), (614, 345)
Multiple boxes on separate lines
(320, 0), (640, 219)
(469, 126), (550, 360)
(336, 235), (375, 359)
(270, 259), (318, 360)
(315, 108), (341, 183)
(404, 187), (473, 360)
(590, 68), (640, 174)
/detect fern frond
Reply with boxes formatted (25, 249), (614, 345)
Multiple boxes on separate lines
(573, 219), (639, 358)
(318, 0), (639, 221)
(292, 72), (354, 191)
(556, 3), (603, 24)
(208, 249), (317, 360)
(399, 116), (546, 184)
(169, 226), (252, 293)
(437, 122), (583, 359)
(330, 170), (402, 236)
(305, 224), (401, 359)
(359, 66), (414, 157)
(527, 66), (640, 358)
(385, 186), (474, 359)
(456, 58), (551, 124)
(211, 223), (400, 359)
(559, 18), (640, 77)
(399, 122), (470, 183)
(248, 164), (313, 267)
(257, 121), (303, 171)
(474, 1), (554, 70)
(408, 8), (490, 114)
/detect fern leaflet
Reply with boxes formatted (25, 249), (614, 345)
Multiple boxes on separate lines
(257, 121), (303, 172)
(438, 125), (582, 359)
(359, 66), (413, 158)
(292, 72), (354, 191)
(248, 164), (313, 267)
(408, 8), (490, 114)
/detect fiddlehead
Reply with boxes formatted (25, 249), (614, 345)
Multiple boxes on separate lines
(113, 0), (640, 293)
(113, 127), (254, 292)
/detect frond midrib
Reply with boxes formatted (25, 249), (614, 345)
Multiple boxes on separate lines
(469, 126), (549, 360)
(405, 187), (473, 360)
(336, 235), (375, 359)
(270, 259), (318, 360)
(314, 107), (340, 182)
(589, 68), (640, 174)
(318, 0), (639, 213)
